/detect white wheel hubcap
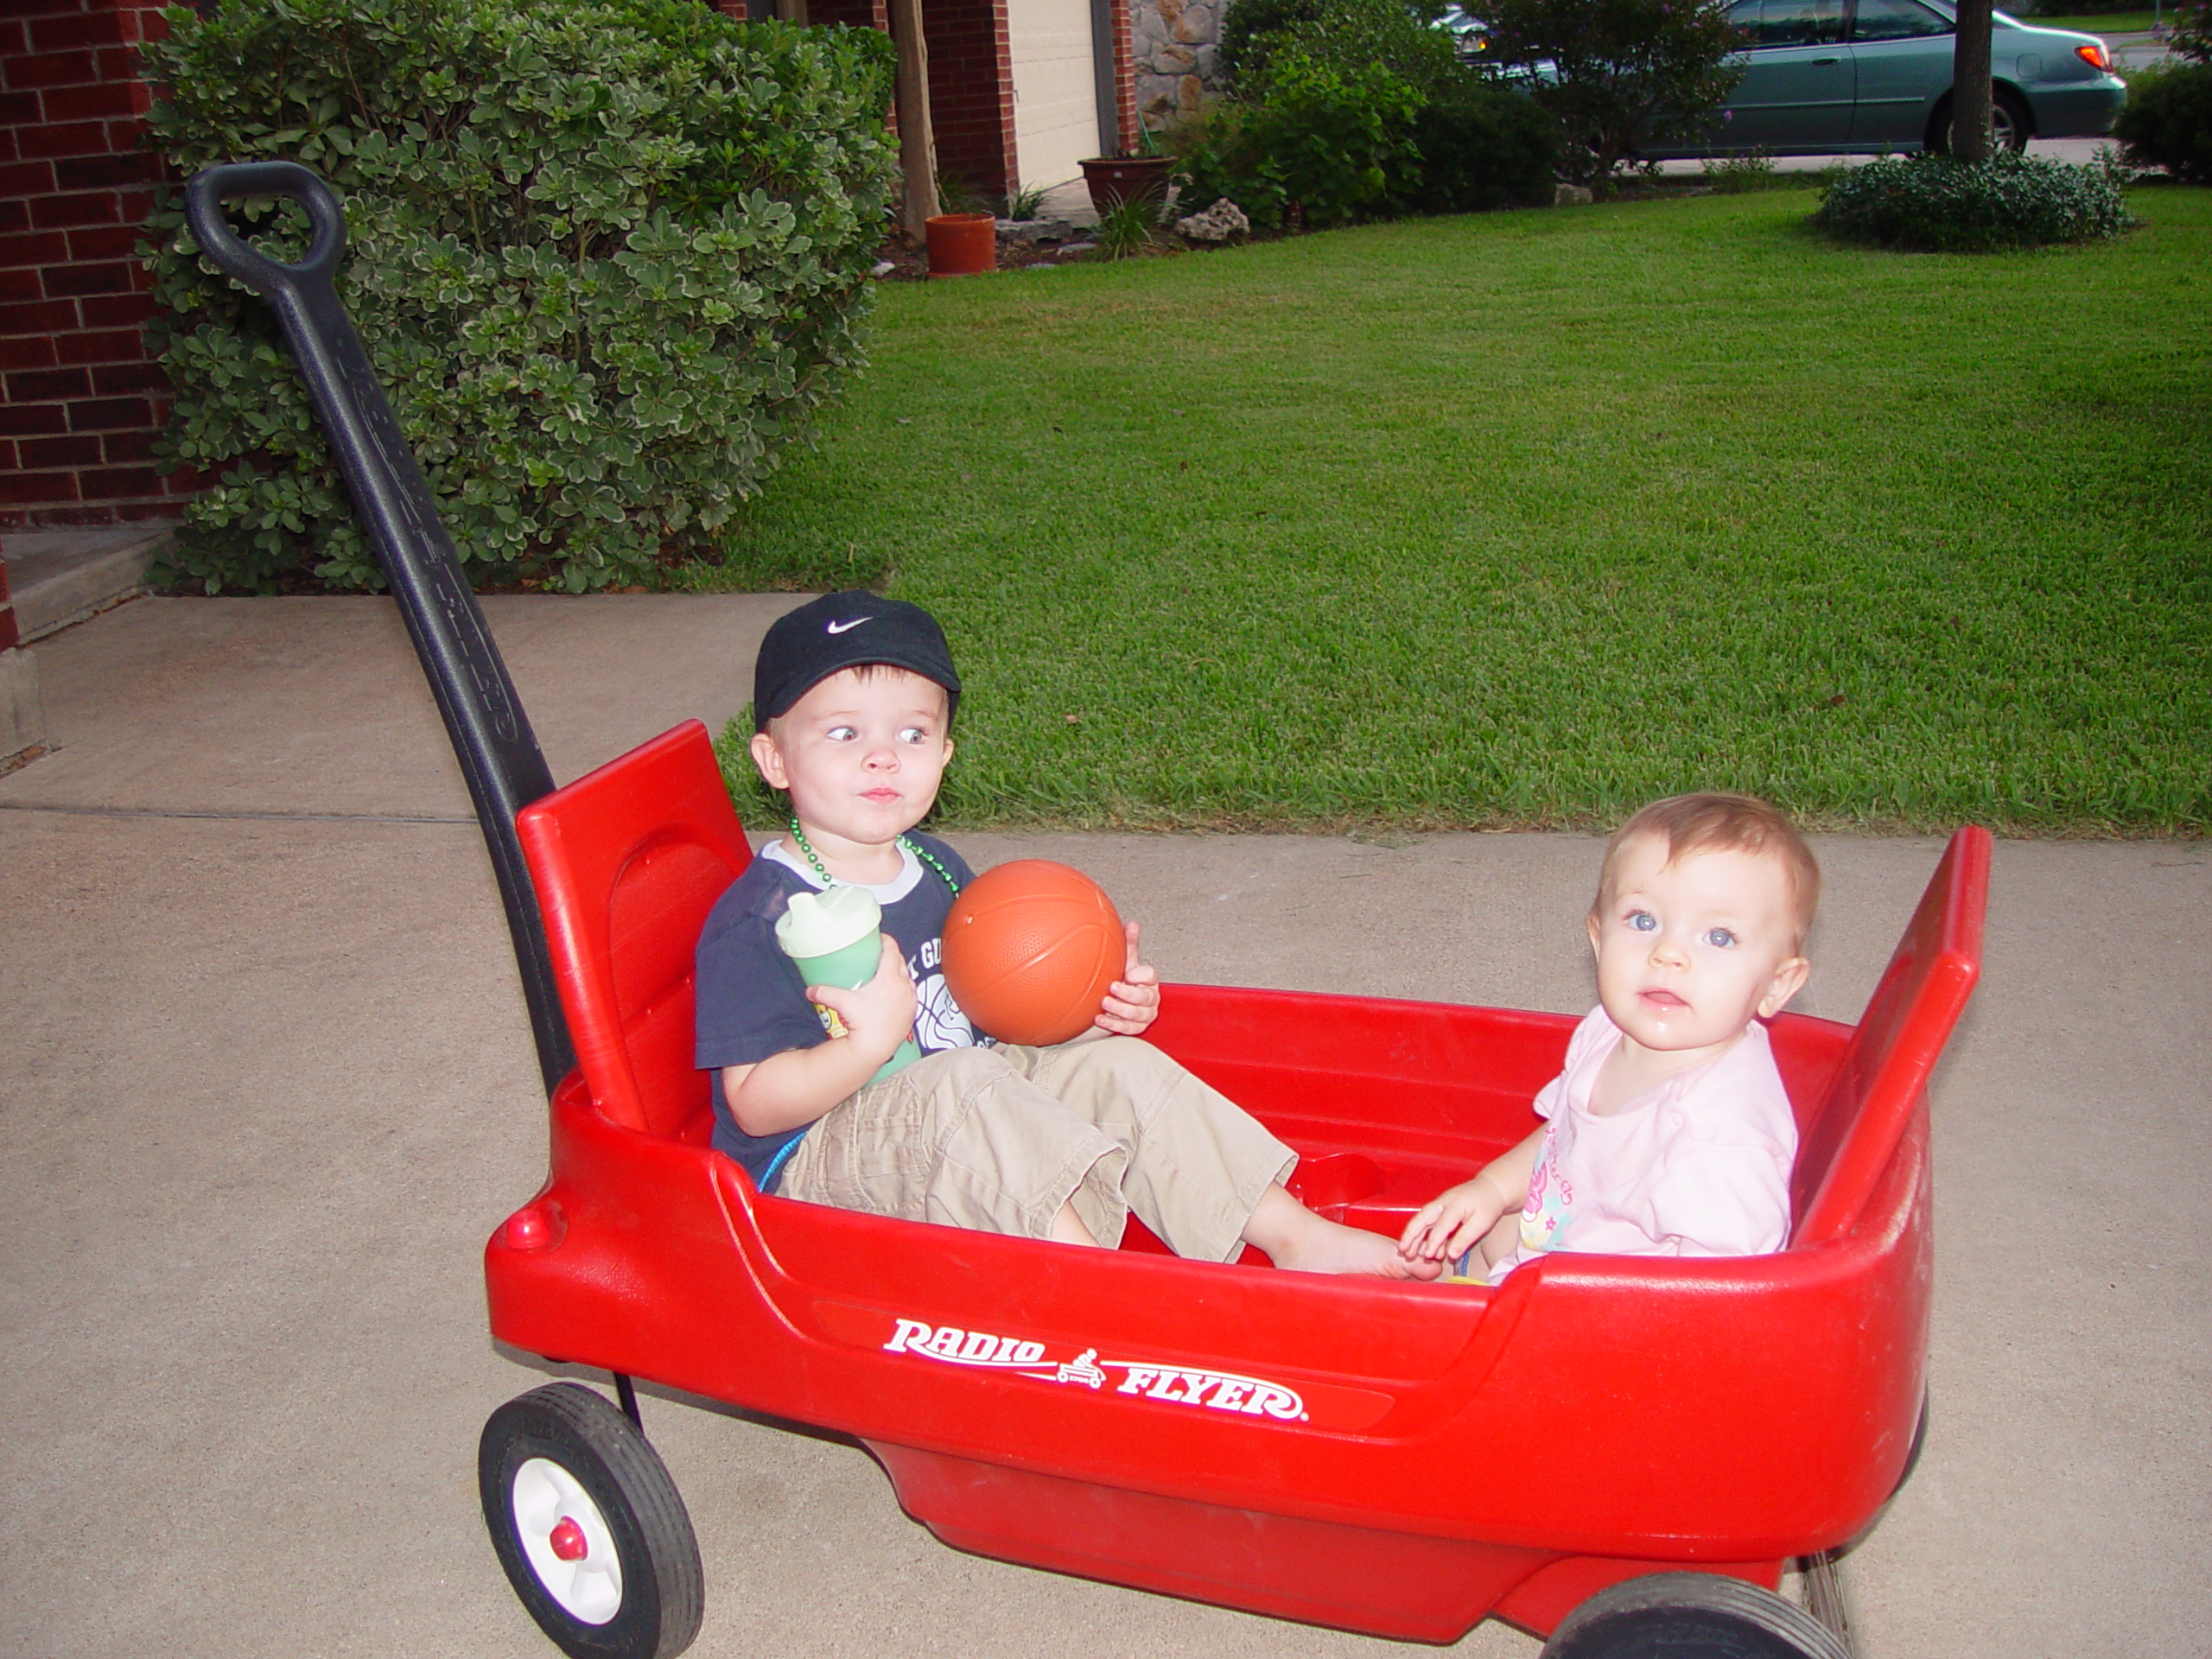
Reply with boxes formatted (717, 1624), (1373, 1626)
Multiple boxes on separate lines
(512, 1456), (625, 1624)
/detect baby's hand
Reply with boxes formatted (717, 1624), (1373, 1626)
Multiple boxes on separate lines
(1398, 1174), (1509, 1267)
(807, 936), (918, 1066)
(1094, 919), (1160, 1036)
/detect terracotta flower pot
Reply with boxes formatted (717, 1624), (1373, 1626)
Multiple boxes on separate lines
(925, 213), (996, 278)
(1079, 155), (1173, 215)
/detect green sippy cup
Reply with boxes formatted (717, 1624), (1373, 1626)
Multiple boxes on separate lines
(774, 885), (920, 1084)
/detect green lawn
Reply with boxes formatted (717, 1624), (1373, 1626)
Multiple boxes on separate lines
(2023, 10), (2158, 31)
(692, 188), (2212, 836)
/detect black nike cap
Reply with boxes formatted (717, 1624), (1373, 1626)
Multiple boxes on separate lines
(753, 590), (963, 731)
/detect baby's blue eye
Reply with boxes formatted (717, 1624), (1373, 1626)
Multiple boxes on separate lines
(826, 725), (857, 741)
(1627, 911), (1657, 932)
(1704, 927), (1738, 949)
(898, 726), (931, 745)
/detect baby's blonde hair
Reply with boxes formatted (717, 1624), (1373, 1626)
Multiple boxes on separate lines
(1594, 793), (1821, 950)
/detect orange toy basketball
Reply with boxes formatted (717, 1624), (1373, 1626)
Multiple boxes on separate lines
(941, 861), (1126, 1047)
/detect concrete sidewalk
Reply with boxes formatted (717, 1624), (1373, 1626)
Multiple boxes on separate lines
(3, 594), (2205, 1659)
(1652, 136), (2126, 175)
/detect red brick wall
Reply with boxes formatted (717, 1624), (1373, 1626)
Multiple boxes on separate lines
(808, 0), (893, 31)
(1111, 0), (1137, 154)
(921, 0), (1016, 202)
(723, 3), (1067, 213)
(807, 0), (1010, 203)
(1, 0), (187, 528)
(0, 560), (17, 652)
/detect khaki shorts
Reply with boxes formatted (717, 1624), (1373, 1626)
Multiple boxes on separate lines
(772, 1036), (1296, 1262)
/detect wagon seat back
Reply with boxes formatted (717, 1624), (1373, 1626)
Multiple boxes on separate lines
(1785, 824), (1991, 1247)
(517, 721), (753, 1143)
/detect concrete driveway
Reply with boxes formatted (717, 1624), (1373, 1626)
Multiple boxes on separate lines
(3, 594), (2205, 1659)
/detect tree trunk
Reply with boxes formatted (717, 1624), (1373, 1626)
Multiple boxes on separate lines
(890, 0), (937, 241)
(1951, 0), (1993, 162)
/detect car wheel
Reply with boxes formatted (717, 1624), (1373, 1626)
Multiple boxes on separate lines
(1541, 1572), (1851, 1659)
(480, 1383), (704, 1659)
(1926, 89), (2032, 156)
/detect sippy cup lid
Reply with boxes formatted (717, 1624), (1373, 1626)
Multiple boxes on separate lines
(775, 884), (882, 959)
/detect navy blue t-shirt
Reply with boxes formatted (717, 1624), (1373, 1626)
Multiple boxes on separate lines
(693, 835), (977, 1190)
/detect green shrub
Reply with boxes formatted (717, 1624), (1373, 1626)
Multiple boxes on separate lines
(1172, 105), (1290, 228)
(1218, 0), (1315, 88)
(1481, 0), (1744, 184)
(1219, 0), (1332, 90)
(1174, 50), (1424, 229)
(143, 0), (898, 594)
(1406, 82), (1560, 213)
(2114, 60), (2212, 184)
(2161, 0), (2212, 64)
(1187, 2), (1554, 226)
(1223, 0), (1463, 96)
(1813, 150), (2132, 251)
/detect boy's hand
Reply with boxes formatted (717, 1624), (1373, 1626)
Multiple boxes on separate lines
(1095, 919), (1161, 1036)
(806, 935), (918, 1067)
(1399, 1173), (1512, 1267)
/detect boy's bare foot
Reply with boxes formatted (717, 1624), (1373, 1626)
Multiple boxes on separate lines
(1274, 1219), (1446, 1280)
(1244, 1186), (1445, 1281)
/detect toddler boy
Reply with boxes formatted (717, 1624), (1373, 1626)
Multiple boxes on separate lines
(696, 591), (1430, 1277)
(1400, 793), (1816, 1281)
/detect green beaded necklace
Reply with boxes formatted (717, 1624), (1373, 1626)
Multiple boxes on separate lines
(788, 815), (963, 898)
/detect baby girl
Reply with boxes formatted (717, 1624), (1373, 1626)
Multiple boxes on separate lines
(1401, 793), (1817, 1281)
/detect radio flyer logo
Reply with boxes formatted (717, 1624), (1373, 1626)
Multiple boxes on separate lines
(882, 1318), (1308, 1421)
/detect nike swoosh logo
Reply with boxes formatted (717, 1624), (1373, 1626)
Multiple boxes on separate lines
(825, 618), (870, 634)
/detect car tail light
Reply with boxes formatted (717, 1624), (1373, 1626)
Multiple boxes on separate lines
(2075, 41), (2111, 69)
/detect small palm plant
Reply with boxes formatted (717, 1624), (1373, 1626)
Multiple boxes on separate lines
(1095, 190), (1163, 258)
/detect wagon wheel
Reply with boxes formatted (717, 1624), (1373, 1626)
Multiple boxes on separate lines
(1541, 1572), (1850, 1659)
(480, 1382), (704, 1659)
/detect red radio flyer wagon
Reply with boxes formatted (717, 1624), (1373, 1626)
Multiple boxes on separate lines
(185, 163), (1988, 1659)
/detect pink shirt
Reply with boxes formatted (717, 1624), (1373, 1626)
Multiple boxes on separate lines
(1488, 1007), (1799, 1282)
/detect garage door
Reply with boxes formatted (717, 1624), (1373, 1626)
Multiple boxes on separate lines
(1008, 0), (1099, 191)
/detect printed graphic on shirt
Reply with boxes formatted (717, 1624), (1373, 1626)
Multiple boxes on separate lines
(1519, 1128), (1576, 1252)
(909, 936), (975, 1051)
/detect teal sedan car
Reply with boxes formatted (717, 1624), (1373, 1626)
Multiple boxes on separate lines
(1641, 0), (2128, 156)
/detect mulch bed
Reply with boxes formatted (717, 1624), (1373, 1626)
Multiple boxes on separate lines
(870, 228), (1203, 281)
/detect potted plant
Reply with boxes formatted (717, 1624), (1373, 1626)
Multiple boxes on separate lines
(1078, 128), (1173, 213)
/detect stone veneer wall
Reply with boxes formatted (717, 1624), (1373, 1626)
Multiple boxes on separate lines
(1130, 0), (1224, 132)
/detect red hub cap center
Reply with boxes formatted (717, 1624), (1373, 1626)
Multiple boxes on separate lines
(548, 1517), (588, 1561)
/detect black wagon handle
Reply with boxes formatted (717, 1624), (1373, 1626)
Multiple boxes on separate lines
(183, 159), (346, 294)
(184, 161), (576, 1096)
